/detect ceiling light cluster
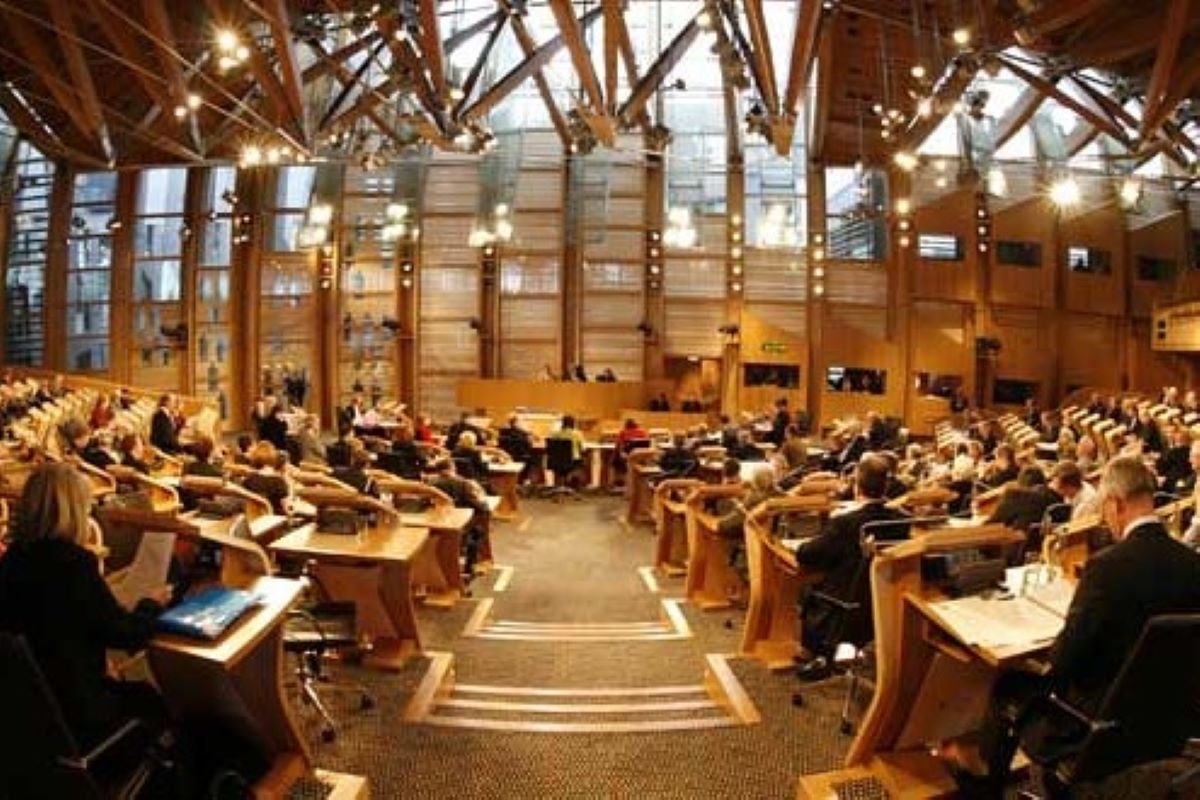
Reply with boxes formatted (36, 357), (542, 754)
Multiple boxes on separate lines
(468, 203), (514, 248)
(664, 206), (698, 249)
(238, 143), (307, 168)
(214, 28), (251, 72)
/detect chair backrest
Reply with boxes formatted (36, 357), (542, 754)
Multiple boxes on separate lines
(376, 450), (423, 480)
(545, 437), (576, 472)
(0, 633), (99, 798)
(1064, 613), (1200, 785)
(452, 456), (479, 480)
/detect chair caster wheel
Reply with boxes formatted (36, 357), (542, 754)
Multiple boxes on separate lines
(321, 727), (336, 743)
(360, 695), (374, 711)
(839, 720), (854, 736)
(791, 692), (805, 708)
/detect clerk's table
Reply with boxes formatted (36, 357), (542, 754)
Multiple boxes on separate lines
(270, 520), (429, 670)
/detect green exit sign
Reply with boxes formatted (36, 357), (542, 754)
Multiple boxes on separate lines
(761, 342), (788, 354)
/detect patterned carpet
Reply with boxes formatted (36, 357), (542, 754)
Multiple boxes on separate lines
(286, 496), (1199, 799)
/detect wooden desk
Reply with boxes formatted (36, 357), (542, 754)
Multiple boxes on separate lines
(845, 525), (1031, 767)
(683, 484), (745, 610)
(625, 448), (662, 524)
(149, 576), (316, 798)
(585, 441), (616, 489)
(740, 496), (830, 670)
(270, 521), (429, 670)
(652, 479), (704, 577)
(398, 507), (474, 608)
(487, 461), (524, 520)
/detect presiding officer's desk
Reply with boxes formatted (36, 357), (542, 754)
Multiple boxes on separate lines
(802, 525), (1042, 798)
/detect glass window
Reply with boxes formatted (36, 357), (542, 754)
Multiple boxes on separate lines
(131, 167), (188, 391)
(918, 234), (963, 261)
(1066, 245), (1111, 274)
(66, 171), (117, 370)
(5, 143), (55, 366)
(996, 240), (1042, 268)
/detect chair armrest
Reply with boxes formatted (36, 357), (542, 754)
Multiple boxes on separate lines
(1046, 692), (1118, 734)
(59, 718), (145, 771)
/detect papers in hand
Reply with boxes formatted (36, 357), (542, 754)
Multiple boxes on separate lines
(930, 593), (1067, 651)
(111, 531), (175, 610)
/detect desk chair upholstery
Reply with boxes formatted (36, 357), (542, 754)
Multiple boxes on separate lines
(543, 438), (582, 500)
(0, 633), (168, 799)
(1030, 613), (1200, 795)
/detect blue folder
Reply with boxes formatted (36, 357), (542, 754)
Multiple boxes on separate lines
(156, 586), (262, 640)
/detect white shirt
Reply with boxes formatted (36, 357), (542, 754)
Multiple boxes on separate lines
(1070, 481), (1100, 521)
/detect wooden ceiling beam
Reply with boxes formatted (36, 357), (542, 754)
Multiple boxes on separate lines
(1140, 0), (1190, 142)
(453, 14), (508, 118)
(999, 57), (1130, 146)
(616, 15), (703, 126)
(260, 0), (308, 143)
(1069, 74), (1194, 165)
(1067, 9), (1200, 67)
(462, 5), (603, 123)
(779, 0), (823, 154)
(141, 0), (208, 154)
(324, 75), (402, 133)
(307, 40), (411, 148)
(808, 21), (834, 162)
(301, 31), (380, 82)
(446, 10), (504, 55)
(0, 7), (102, 154)
(417, 0), (448, 103)
(46, 0), (114, 161)
(897, 60), (975, 155)
(1065, 123), (1099, 157)
(1141, 50), (1200, 142)
(203, 0), (292, 136)
(548, 0), (611, 144)
(374, 13), (450, 137)
(504, 6), (571, 145)
(742, 0), (780, 115)
(1018, 0), (1115, 39)
(993, 82), (1047, 150)
(603, 0), (620, 114)
(79, 0), (175, 116)
(0, 84), (106, 168)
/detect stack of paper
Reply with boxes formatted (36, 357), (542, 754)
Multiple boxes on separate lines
(930, 594), (1066, 650)
(110, 532), (175, 610)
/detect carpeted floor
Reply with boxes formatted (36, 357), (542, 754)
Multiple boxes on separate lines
(287, 495), (1199, 799)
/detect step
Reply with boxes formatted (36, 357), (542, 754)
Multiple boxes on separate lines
(461, 597), (692, 641)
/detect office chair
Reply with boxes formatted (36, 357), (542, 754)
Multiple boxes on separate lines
(282, 575), (374, 743)
(542, 438), (581, 501)
(792, 517), (917, 735)
(1019, 613), (1200, 798)
(452, 456), (480, 482)
(0, 633), (173, 798)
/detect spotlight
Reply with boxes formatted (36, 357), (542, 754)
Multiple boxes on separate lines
(893, 151), (918, 171)
(1119, 177), (1143, 209)
(186, 93), (202, 111)
(910, 64), (927, 80)
(895, 198), (912, 215)
(952, 28), (971, 46)
(986, 167), (1008, 198)
(1049, 175), (1080, 208)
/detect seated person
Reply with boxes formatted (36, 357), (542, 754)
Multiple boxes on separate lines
(445, 412), (486, 451)
(795, 454), (909, 680)
(241, 441), (291, 515)
(428, 458), (489, 580)
(1049, 460), (1099, 521)
(727, 429), (765, 462)
(962, 457), (1200, 795)
(294, 415), (325, 465)
(325, 422), (356, 469)
(658, 433), (698, 478)
(546, 415), (586, 487)
(383, 424), (427, 479)
(89, 394), (116, 431)
(649, 393), (670, 412)
(451, 431), (489, 484)
(414, 414), (435, 443)
(181, 435), (224, 479)
(149, 393), (182, 455)
(823, 424), (868, 472)
(770, 399), (792, 446)
(0, 464), (170, 753)
(982, 443), (1019, 488)
(496, 415), (534, 480)
(986, 465), (1063, 536)
(332, 446), (377, 497)
(778, 424), (809, 472)
(614, 418), (650, 481)
(1156, 426), (1193, 494)
(117, 433), (153, 474)
(64, 419), (115, 471)
(231, 433), (255, 466)
(715, 463), (781, 541)
(258, 404), (289, 452)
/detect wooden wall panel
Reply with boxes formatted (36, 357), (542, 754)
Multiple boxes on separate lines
(1129, 211), (1187, 317)
(1129, 318), (1191, 394)
(912, 189), (975, 302)
(1060, 312), (1121, 394)
(989, 305), (1054, 403)
(819, 304), (902, 420)
(906, 300), (971, 435)
(991, 197), (1055, 307)
(738, 307), (808, 414)
(1061, 203), (1126, 316)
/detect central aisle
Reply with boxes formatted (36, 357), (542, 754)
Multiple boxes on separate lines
(297, 496), (855, 798)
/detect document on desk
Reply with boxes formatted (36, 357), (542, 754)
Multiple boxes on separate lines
(930, 594), (1066, 651)
(111, 531), (175, 610)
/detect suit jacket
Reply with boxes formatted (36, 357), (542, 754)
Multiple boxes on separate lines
(659, 446), (697, 476)
(837, 435), (868, 468)
(149, 408), (180, 454)
(0, 538), (161, 747)
(796, 501), (909, 650)
(1049, 522), (1200, 714)
(1157, 445), (1192, 493)
(259, 416), (289, 452)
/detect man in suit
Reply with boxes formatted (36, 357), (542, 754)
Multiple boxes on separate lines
(428, 458), (489, 581)
(1156, 425), (1193, 495)
(822, 423), (868, 473)
(986, 466), (1064, 538)
(962, 456), (1200, 796)
(794, 454), (909, 680)
(148, 393), (181, 454)
(769, 398), (791, 446)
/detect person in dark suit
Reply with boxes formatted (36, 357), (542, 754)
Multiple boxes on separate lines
(445, 412), (485, 451)
(986, 465), (1064, 538)
(658, 433), (698, 478)
(769, 398), (791, 446)
(451, 430), (489, 485)
(428, 458), (489, 581)
(963, 456), (1200, 795)
(728, 429), (765, 462)
(332, 446), (377, 497)
(0, 464), (169, 750)
(1155, 425), (1193, 494)
(794, 454), (909, 680)
(181, 435), (223, 479)
(258, 404), (289, 453)
(384, 424), (428, 480)
(823, 425), (868, 473)
(865, 411), (888, 451)
(149, 393), (181, 454)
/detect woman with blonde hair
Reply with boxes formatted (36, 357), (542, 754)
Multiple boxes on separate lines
(0, 463), (169, 750)
(241, 440), (291, 515)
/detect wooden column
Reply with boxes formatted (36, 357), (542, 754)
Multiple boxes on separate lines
(396, 179), (421, 413)
(643, 136), (667, 381)
(561, 153), (582, 374)
(805, 163), (826, 427)
(109, 172), (137, 384)
(317, 165), (344, 424)
(233, 168), (267, 430)
(723, 80), (745, 416)
(0, 144), (16, 366)
(180, 168), (207, 396)
(478, 242), (499, 378)
(43, 162), (74, 372)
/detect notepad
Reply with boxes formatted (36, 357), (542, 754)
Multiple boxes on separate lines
(930, 594), (1066, 651)
(111, 531), (175, 610)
